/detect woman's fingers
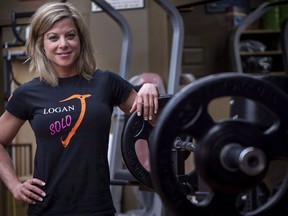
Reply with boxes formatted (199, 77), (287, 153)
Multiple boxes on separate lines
(15, 178), (46, 204)
(134, 83), (159, 120)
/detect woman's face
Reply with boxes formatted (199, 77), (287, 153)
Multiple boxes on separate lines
(43, 17), (80, 77)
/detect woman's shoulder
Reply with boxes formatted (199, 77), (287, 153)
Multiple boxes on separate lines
(12, 77), (47, 96)
(93, 68), (124, 82)
(15, 77), (41, 89)
(94, 68), (119, 77)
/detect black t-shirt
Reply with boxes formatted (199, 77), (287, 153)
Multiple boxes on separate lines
(6, 69), (133, 216)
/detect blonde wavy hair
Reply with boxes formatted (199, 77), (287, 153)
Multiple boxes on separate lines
(26, 2), (96, 87)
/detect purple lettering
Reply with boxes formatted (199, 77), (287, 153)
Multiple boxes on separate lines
(49, 115), (73, 136)
(50, 124), (55, 135)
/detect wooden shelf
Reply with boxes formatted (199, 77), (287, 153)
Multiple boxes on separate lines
(238, 29), (284, 74)
(242, 29), (280, 34)
(240, 50), (282, 56)
(2, 46), (27, 58)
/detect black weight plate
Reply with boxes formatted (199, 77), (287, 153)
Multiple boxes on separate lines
(121, 95), (172, 189)
(122, 95), (197, 190)
(150, 73), (288, 216)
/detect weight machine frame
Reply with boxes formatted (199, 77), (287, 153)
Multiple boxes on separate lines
(231, 0), (288, 75)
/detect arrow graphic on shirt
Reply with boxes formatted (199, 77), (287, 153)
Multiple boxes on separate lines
(60, 94), (91, 147)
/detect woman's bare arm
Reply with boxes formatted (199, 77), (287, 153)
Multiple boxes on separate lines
(0, 111), (46, 204)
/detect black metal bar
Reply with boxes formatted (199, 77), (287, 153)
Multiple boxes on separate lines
(281, 17), (288, 74)
(3, 55), (12, 101)
(11, 11), (34, 45)
(176, 0), (217, 9)
(12, 11), (34, 20)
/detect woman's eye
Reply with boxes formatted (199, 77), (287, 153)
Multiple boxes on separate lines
(48, 36), (58, 42)
(66, 34), (76, 40)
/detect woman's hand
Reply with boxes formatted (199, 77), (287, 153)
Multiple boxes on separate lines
(12, 178), (46, 204)
(130, 83), (159, 121)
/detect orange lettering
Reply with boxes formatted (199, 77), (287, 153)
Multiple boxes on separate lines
(59, 94), (91, 147)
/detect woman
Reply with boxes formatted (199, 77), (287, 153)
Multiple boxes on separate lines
(0, 2), (159, 215)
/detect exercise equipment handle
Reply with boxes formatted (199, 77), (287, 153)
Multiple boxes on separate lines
(154, 0), (184, 94)
(91, 0), (132, 79)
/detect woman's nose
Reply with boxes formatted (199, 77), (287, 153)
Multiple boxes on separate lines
(59, 37), (68, 48)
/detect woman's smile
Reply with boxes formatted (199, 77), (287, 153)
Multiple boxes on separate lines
(43, 17), (80, 77)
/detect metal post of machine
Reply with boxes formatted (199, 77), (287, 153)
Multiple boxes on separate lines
(90, 0), (133, 213)
(91, 0), (132, 79)
(281, 17), (288, 74)
(151, 1), (184, 214)
(155, 0), (184, 95)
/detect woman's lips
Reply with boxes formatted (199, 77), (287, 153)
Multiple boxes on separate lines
(57, 51), (72, 56)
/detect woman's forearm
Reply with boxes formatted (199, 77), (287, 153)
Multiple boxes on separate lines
(0, 143), (21, 195)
